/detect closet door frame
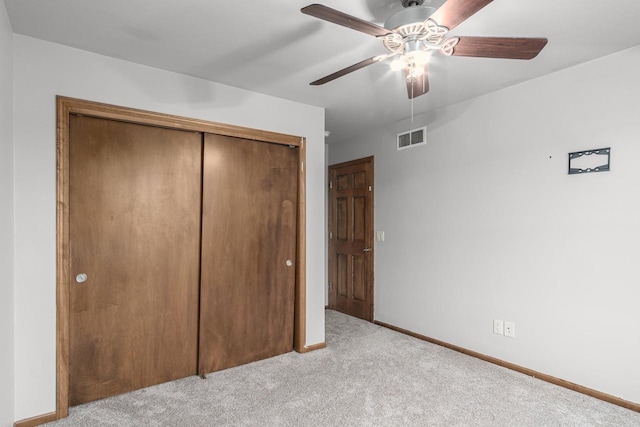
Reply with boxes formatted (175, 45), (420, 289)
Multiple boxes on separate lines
(55, 96), (308, 420)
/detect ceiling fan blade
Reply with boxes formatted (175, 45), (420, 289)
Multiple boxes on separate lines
(405, 66), (429, 99)
(301, 4), (390, 37)
(311, 56), (382, 86)
(451, 37), (548, 59)
(430, 0), (493, 31)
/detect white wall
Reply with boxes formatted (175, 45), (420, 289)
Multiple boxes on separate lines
(329, 46), (640, 404)
(0, 2), (14, 426)
(13, 34), (325, 421)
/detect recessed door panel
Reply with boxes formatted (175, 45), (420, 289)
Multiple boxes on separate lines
(337, 174), (350, 191)
(353, 196), (366, 242)
(337, 197), (349, 241)
(353, 171), (366, 189)
(353, 255), (367, 302)
(337, 253), (348, 298)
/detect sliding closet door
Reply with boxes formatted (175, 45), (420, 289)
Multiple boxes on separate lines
(68, 115), (202, 405)
(199, 134), (298, 374)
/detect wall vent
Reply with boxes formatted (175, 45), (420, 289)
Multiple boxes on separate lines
(397, 126), (426, 151)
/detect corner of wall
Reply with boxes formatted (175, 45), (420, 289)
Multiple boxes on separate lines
(0, 0), (16, 425)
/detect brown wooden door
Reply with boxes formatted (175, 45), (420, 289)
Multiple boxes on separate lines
(68, 115), (202, 405)
(198, 134), (298, 374)
(328, 157), (374, 321)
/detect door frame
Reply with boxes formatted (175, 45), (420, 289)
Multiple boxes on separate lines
(55, 96), (307, 419)
(328, 156), (374, 321)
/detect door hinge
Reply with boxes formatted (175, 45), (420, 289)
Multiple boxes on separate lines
(329, 231), (333, 240)
(288, 145), (296, 149)
(368, 185), (372, 192)
(329, 181), (333, 189)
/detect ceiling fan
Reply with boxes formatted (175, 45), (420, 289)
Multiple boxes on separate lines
(301, 0), (548, 99)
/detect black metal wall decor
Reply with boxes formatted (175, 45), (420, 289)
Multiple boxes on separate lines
(568, 148), (610, 175)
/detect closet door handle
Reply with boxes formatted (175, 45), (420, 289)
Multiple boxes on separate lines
(76, 273), (88, 283)
(363, 248), (371, 253)
(286, 260), (293, 267)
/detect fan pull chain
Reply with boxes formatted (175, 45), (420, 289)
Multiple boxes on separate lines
(411, 85), (414, 123)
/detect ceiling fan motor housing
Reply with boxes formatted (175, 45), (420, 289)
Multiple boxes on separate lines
(385, 6), (436, 31)
(383, 2), (449, 56)
(390, 0), (447, 27)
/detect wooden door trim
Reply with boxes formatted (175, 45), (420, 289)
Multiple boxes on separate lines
(294, 137), (307, 352)
(330, 156), (374, 170)
(55, 96), (307, 421)
(328, 156), (374, 321)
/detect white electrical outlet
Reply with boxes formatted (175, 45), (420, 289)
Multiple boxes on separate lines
(376, 231), (385, 242)
(504, 321), (515, 338)
(493, 319), (504, 335)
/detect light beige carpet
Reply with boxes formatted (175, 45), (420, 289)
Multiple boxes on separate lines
(45, 309), (640, 426)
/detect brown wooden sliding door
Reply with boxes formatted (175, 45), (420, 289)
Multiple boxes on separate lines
(198, 134), (298, 374)
(68, 115), (202, 405)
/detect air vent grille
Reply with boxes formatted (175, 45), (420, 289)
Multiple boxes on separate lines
(397, 126), (426, 150)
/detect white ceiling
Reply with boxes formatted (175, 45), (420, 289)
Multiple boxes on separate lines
(5, 0), (640, 143)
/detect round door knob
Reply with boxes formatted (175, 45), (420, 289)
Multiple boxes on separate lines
(286, 260), (293, 267)
(76, 273), (88, 283)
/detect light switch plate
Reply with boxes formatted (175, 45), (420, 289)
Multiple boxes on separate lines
(493, 319), (504, 335)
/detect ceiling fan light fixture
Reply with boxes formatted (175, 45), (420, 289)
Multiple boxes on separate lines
(405, 40), (429, 60)
(389, 39), (430, 73)
(390, 57), (407, 71)
(406, 63), (425, 79)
